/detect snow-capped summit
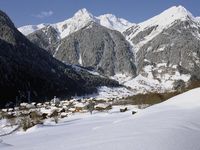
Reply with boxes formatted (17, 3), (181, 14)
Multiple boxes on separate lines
(97, 14), (134, 32)
(73, 8), (94, 19)
(126, 5), (195, 51)
(139, 5), (193, 27)
(136, 5), (193, 31)
(18, 8), (134, 38)
(51, 8), (96, 38)
(18, 23), (48, 36)
(166, 5), (193, 18)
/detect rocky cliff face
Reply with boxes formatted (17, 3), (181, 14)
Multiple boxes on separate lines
(0, 10), (119, 107)
(25, 20), (136, 77)
(51, 22), (136, 76)
(27, 25), (60, 53)
(135, 20), (200, 78)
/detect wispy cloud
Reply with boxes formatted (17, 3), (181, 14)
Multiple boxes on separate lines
(33, 10), (54, 19)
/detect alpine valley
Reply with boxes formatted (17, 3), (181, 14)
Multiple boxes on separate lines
(0, 10), (119, 107)
(19, 5), (200, 96)
(2, 4), (200, 150)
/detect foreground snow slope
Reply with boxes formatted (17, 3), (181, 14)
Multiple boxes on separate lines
(1, 88), (200, 150)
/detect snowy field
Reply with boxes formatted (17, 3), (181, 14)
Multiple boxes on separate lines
(1, 88), (200, 150)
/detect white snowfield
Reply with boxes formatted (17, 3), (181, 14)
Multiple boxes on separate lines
(18, 8), (134, 37)
(1, 88), (200, 150)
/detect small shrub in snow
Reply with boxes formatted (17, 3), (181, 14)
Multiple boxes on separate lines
(42, 113), (48, 119)
(67, 102), (74, 110)
(173, 80), (185, 92)
(5, 113), (17, 126)
(132, 111), (137, 115)
(86, 101), (95, 114)
(19, 116), (33, 131)
(0, 110), (4, 119)
(120, 107), (128, 112)
(49, 110), (59, 124)
(29, 111), (43, 125)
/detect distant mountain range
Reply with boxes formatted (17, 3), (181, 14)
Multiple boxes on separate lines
(18, 5), (200, 94)
(18, 8), (134, 37)
(1, 5), (200, 107)
(19, 9), (136, 77)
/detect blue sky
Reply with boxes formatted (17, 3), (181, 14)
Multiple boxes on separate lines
(0, 0), (200, 27)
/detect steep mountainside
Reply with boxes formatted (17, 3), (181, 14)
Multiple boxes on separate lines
(51, 22), (136, 76)
(122, 6), (200, 91)
(0, 10), (119, 107)
(27, 25), (60, 51)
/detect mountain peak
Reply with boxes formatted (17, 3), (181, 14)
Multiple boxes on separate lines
(137, 5), (194, 29)
(176, 5), (187, 10)
(99, 14), (117, 19)
(74, 8), (93, 19)
(0, 10), (15, 28)
(97, 14), (134, 32)
(0, 10), (21, 44)
(163, 5), (193, 19)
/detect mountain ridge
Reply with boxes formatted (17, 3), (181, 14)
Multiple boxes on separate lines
(18, 8), (134, 38)
(18, 5), (200, 94)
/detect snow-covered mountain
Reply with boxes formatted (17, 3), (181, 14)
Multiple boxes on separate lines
(125, 5), (194, 51)
(122, 5), (200, 92)
(19, 5), (200, 94)
(97, 14), (133, 32)
(18, 23), (47, 36)
(50, 22), (136, 76)
(18, 8), (134, 38)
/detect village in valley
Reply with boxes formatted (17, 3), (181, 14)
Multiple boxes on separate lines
(0, 96), (141, 134)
